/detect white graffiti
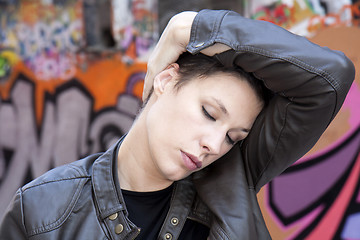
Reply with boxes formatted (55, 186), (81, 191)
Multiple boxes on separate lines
(4, 14), (83, 80)
(112, 0), (158, 60)
(0, 78), (141, 219)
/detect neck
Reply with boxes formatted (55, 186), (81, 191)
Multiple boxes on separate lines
(117, 109), (173, 192)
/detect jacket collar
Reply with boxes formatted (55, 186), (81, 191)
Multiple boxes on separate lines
(92, 137), (125, 219)
(92, 136), (140, 239)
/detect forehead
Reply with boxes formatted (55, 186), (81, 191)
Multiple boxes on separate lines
(182, 73), (262, 122)
(187, 73), (256, 99)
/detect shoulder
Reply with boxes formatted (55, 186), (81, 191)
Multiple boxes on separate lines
(19, 153), (102, 236)
(23, 152), (102, 191)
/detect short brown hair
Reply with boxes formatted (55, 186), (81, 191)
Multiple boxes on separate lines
(143, 52), (271, 106)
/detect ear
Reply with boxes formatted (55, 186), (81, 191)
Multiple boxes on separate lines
(153, 63), (179, 97)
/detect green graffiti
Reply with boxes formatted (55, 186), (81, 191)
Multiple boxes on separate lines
(0, 56), (11, 79)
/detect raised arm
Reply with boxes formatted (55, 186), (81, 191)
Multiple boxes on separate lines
(142, 11), (196, 101)
(187, 9), (355, 240)
(187, 9), (355, 191)
(143, 9), (354, 239)
(142, 11), (231, 101)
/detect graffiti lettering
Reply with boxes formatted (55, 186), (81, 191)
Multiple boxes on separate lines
(112, 0), (157, 59)
(16, 20), (83, 58)
(251, 2), (356, 37)
(307, 5), (352, 33)
(2, 13), (82, 81)
(251, 3), (294, 28)
(30, 53), (77, 81)
(0, 76), (141, 218)
(0, 49), (20, 83)
(0, 57), (11, 81)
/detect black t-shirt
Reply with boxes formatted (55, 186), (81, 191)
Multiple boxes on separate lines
(122, 184), (209, 239)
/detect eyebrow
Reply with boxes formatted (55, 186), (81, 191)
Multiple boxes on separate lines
(211, 97), (251, 133)
(212, 97), (228, 115)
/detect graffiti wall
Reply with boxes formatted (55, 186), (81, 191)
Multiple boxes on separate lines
(250, 0), (356, 36)
(112, 0), (158, 61)
(1, 1), (360, 239)
(0, 1), (83, 81)
(252, 1), (360, 239)
(0, 0), (150, 217)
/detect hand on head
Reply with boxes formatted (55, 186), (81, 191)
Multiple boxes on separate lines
(142, 11), (231, 102)
(142, 11), (197, 101)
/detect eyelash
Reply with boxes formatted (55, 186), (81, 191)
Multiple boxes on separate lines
(202, 106), (215, 121)
(202, 106), (235, 145)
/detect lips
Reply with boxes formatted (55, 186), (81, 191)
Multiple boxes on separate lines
(181, 151), (202, 171)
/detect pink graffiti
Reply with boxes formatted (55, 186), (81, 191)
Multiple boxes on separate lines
(114, 0), (157, 59)
(29, 53), (76, 81)
(6, 16), (83, 80)
(268, 128), (360, 239)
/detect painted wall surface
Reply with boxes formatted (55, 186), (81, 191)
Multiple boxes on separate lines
(259, 29), (360, 238)
(251, 1), (360, 239)
(0, 0), (148, 218)
(0, 1), (360, 239)
(112, 0), (158, 61)
(250, 0), (356, 36)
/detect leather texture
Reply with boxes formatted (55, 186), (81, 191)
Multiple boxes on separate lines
(0, 140), (211, 240)
(188, 9), (355, 240)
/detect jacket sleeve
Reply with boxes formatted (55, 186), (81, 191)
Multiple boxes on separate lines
(187, 9), (355, 192)
(0, 189), (27, 240)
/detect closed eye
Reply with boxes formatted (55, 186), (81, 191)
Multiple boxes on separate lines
(203, 106), (236, 145)
(202, 106), (215, 121)
(226, 134), (235, 145)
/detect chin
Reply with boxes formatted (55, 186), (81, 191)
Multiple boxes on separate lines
(164, 169), (190, 182)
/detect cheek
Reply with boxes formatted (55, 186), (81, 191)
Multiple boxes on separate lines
(203, 144), (233, 167)
(176, 101), (206, 135)
(147, 96), (198, 140)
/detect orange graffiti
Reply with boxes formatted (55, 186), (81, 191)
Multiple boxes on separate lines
(17, 1), (83, 26)
(351, 1), (360, 18)
(0, 56), (146, 126)
(307, 5), (352, 33)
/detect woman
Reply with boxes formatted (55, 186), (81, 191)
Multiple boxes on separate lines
(0, 9), (354, 240)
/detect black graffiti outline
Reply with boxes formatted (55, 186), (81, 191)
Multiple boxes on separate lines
(268, 127), (360, 238)
(0, 72), (143, 218)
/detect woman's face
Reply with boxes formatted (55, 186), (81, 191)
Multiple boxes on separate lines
(145, 67), (263, 182)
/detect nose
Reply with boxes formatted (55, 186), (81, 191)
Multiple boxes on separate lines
(200, 131), (223, 155)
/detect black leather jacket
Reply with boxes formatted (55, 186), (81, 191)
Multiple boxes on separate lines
(0, 137), (212, 240)
(0, 10), (355, 240)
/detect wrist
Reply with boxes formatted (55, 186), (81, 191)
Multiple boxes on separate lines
(170, 11), (197, 49)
